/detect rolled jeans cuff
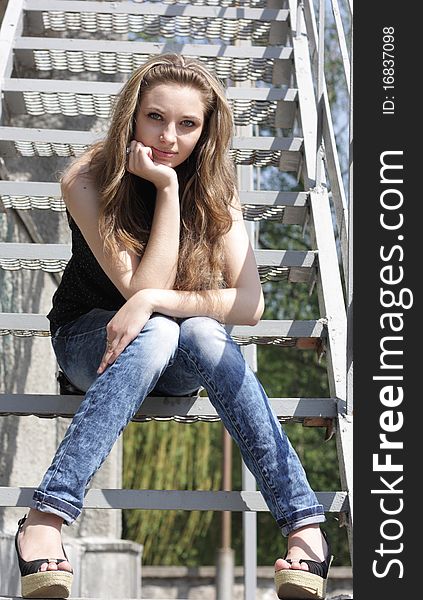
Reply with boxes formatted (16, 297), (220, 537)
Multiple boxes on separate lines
(32, 489), (81, 526)
(277, 505), (326, 536)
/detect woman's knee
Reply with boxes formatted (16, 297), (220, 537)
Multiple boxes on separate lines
(179, 316), (229, 354)
(132, 313), (180, 363)
(179, 317), (246, 385)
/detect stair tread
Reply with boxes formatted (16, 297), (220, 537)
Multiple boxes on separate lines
(0, 487), (349, 513)
(0, 184), (309, 224)
(0, 128), (302, 170)
(3, 80), (297, 128)
(0, 592), (353, 600)
(0, 243), (316, 271)
(24, 0), (289, 21)
(0, 597), (352, 600)
(3, 78), (298, 101)
(0, 181), (308, 205)
(0, 394), (337, 419)
(14, 37), (292, 58)
(0, 127), (303, 150)
(0, 313), (325, 339)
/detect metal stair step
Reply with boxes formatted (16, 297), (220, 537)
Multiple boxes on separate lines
(0, 244), (317, 284)
(0, 182), (309, 224)
(0, 127), (303, 171)
(2, 79), (298, 128)
(0, 487), (349, 513)
(14, 37), (292, 58)
(0, 394), (337, 420)
(0, 314), (326, 347)
(12, 37), (293, 85)
(24, 0), (290, 47)
(24, 0), (290, 22)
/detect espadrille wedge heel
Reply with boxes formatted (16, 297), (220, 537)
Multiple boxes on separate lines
(15, 515), (74, 599)
(274, 529), (333, 600)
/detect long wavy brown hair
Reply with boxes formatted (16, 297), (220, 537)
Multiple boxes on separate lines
(62, 53), (237, 291)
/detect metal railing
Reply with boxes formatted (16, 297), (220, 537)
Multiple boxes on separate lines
(302, 0), (352, 280)
(299, 0), (353, 414)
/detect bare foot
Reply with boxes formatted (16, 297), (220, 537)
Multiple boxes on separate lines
(17, 508), (73, 573)
(274, 524), (327, 572)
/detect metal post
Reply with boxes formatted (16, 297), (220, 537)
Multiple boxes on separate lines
(216, 546), (235, 600)
(242, 459), (257, 600)
(222, 428), (233, 551)
(315, 0), (325, 187)
(346, 4), (353, 416)
(241, 219), (258, 600)
(0, 0), (25, 122)
(216, 428), (235, 600)
(233, 26), (258, 598)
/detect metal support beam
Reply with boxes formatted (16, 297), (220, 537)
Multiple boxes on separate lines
(0, 0), (25, 121)
(242, 461), (257, 600)
(0, 487), (349, 513)
(24, 0), (290, 22)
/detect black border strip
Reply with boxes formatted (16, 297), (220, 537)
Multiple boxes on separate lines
(355, 2), (419, 597)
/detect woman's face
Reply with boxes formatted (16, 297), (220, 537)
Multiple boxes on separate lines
(134, 83), (206, 168)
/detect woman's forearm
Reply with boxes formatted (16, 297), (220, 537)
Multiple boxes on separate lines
(142, 286), (265, 326)
(129, 182), (180, 293)
(98, 283), (264, 375)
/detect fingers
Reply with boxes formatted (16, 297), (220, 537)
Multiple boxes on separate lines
(126, 141), (153, 173)
(97, 337), (125, 375)
(97, 311), (149, 375)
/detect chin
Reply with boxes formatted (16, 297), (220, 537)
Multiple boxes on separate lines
(158, 158), (177, 167)
(168, 157), (184, 167)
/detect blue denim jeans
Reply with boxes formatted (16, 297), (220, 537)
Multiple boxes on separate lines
(32, 308), (325, 536)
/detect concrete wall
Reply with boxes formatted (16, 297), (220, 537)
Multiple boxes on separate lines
(140, 565), (353, 600)
(0, 530), (142, 599)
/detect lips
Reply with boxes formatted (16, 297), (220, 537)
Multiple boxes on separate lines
(152, 147), (178, 158)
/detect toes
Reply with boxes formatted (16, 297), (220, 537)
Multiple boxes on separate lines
(39, 560), (72, 572)
(291, 560), (309, 571)
(58, 561), (72, 573)
(275, 558), (291, 571)
(39, 562), (58, 572)
(274, 558), (309, 572)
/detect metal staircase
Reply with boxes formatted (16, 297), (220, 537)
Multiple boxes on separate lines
(0, 0), (352, 598)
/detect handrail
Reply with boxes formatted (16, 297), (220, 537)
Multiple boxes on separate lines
(330, 0), (351, 93)
(0, 0), (25, 122)
(299, 0), (353, 415)
(301, 0), (352, 285)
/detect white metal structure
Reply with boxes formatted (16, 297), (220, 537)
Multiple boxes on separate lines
(0, 0), (352, 597)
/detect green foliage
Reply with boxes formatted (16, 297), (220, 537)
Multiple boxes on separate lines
(122, 419), (223, 565)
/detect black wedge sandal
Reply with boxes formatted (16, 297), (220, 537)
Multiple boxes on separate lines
(274, 529), (333, 599)
(15, 514), (74, 599)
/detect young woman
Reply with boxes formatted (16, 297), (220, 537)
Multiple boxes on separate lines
(14, 53), (332, 599)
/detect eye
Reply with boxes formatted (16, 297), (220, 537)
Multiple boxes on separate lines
(147, 112), (162, 120)
(181, 120), (196, 128)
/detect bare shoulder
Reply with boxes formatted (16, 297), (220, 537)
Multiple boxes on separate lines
(61, 155), (98, 211)
(228, 192), (245, 229)
(227, 192), (243, 221)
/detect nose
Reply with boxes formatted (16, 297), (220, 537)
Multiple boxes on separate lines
(160, 123), (177, 144)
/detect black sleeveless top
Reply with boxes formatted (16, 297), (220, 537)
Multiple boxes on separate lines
(47, 210), (126, 335)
